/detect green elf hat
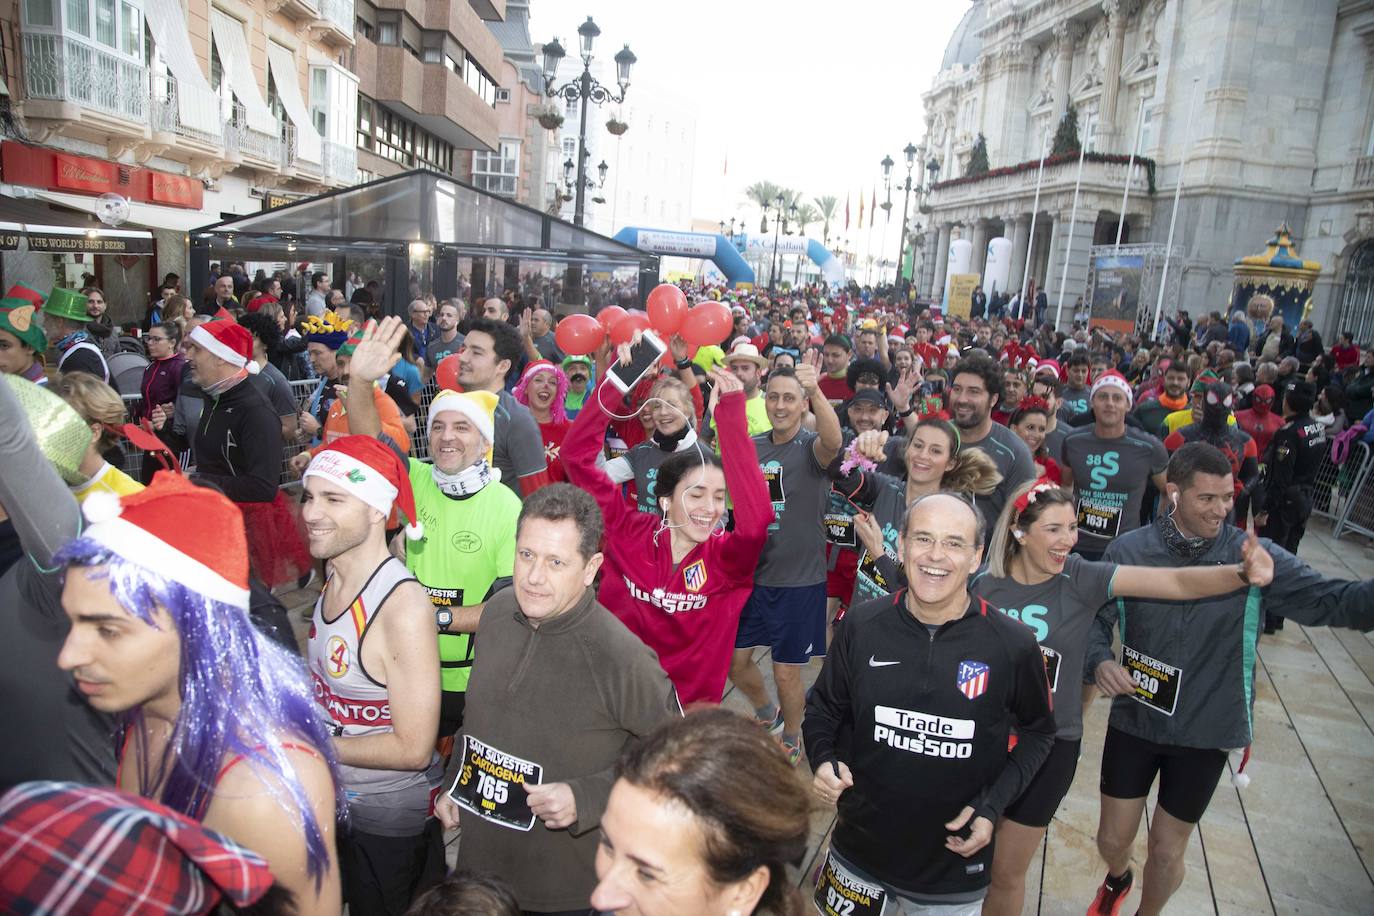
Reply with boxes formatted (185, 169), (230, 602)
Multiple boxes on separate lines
(42, 287), (91, 324)
(1, 374), (92, 484)
(0, 299), (48, 352)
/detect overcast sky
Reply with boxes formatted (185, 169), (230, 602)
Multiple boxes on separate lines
(528, 0), (972, 253)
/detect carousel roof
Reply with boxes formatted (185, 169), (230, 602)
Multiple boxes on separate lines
(1234, 222), (1321, 273)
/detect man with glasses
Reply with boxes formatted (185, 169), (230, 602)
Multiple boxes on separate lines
(407, 300), (435, 356)
(806, 492), (1055, 914)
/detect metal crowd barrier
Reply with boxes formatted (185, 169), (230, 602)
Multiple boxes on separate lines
(1329, 440), (1374, 541)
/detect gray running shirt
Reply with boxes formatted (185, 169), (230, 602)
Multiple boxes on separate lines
(1058, 426), (1168, 554)
(495, 388), (548, 497)
(753, 428), (829, 586)
(970, 554), (1117, 739)
(961, 422), (1035, 529)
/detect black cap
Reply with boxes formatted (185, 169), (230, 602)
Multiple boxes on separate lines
(850, 388), (891, 410)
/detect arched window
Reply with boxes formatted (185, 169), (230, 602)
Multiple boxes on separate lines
(1337, 240), (1374, 346)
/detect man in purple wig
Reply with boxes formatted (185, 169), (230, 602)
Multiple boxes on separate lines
(54, 472), (344, 913)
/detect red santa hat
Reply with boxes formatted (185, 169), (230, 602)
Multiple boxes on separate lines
(188, 321), (258, 374)
(1090, 369), (1133, 408)
(303, 435), (423, 539)
(80, 472), (250, 610)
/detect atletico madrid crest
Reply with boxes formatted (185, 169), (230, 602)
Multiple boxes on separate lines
(683, 560), (707, 593)
(957, 661), (989, 700)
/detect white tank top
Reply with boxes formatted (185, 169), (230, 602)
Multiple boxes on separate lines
(308, 557), (438, 801)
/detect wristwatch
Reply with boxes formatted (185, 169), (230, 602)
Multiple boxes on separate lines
(675, 357), (694, 371)
(435, 609), (453, 632)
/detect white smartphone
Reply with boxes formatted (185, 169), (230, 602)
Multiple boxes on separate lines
(607, 330), (667, 394)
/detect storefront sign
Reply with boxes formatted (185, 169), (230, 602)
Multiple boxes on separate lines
(1, 142), (203, 210)
(54, 154), (119, 193)
(150, 173), (200, 207)
(0, 231), (20, 250)
(25, 232), (154, 254)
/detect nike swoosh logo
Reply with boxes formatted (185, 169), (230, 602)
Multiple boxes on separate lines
(869, 656), (900, 667)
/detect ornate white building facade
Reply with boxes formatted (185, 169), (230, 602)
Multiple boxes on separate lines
(919, 0), (1374, 340)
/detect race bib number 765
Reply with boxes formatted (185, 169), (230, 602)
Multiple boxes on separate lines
(447, 735), (543, 831)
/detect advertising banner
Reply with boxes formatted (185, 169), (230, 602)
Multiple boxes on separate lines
(947, 274), (980, 320)
(1090, 254), (1144, 333)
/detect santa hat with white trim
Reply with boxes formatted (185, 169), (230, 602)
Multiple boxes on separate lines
(303, 435), (423, 539)
(1090, 369), (1133, 408)
(188, 320), (259, 374)
(80, 472), (251, 611)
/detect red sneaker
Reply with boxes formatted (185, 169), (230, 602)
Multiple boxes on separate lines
(1086, 868), (1133, 916)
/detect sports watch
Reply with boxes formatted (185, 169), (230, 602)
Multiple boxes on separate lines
(435, 609), (453, 632)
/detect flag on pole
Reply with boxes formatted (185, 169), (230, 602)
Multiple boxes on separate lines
(858, 189), (864, 230)
(723, 147), (728, 176)
(845, 192), (850, 231)
(870, 186), (876, 224)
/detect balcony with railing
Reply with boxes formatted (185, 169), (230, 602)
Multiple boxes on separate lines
(312, 0), (355, 47)
(1355, 156), (1374, 191)
(149, 74), (223, 150)
(22, 32), (148, 133)
(281, 123), (324, 179)
(927, 151), (1155, 219)
(322, 139), (358, 186)
(224, 104), (284, 167)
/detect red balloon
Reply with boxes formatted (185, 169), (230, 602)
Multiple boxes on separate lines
(595, 305), (627, 334)
(609, 311), (652, 347)
(435, 353), (461, 392)
(554, 313), (606, 356)
(681, 300), (733, 347)
(646, 283), (689, 336)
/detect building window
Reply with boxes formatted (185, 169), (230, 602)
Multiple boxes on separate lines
(376, 11), (399, 45)
(562, 137), (576, 159)
(495, 87), (510, 103)
(473, 140), (520, 196)
(462, 54), (496, 106)
(65, 0), (89, 35)
(24, 0), (56, 27)
(421, 32), (443, 64)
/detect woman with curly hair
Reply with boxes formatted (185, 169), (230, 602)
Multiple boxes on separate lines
(830, 416), (1001, 607)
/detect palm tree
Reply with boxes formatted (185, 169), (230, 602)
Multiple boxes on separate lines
(744, 180), (784, 232)
(813, 195), (838, 245)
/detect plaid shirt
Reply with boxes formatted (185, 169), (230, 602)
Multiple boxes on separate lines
(0, 781), (274, 914)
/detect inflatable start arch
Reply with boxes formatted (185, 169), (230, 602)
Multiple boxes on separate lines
(613, 227), (847, 288)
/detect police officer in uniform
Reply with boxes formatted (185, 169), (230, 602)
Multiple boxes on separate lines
(1255, 380), (1325, 632)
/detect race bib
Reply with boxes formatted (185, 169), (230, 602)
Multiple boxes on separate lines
(1121, 645), (1182, 716)
(856, 550), (889, 592)
(826, 512), (856, 548)
(424, 585), (464, 609)
(447, 735), (543, 831)
(1077, 498), (1123, 539)
(762, 465), (785, 502)
(1040, 645), (1061, 693)
(813, 848), (886, 916)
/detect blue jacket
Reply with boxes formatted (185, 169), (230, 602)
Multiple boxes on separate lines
(1227, 317), (1251, 352)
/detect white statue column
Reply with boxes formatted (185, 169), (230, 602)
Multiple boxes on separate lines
(1052, 21), (1076, 121)
(1097, 0), (1127, 147)
(969, 219), (990, 277)
(931, 223), (953, 299)
(1008, 213), (1031, 297)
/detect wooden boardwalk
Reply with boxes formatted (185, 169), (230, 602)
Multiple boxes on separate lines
(721, 519), (1374, 915)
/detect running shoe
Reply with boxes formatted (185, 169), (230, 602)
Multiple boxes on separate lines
(1086, 868), (1133, 916)
(781, 737), (803, 767)
(754, 707), (784, 734)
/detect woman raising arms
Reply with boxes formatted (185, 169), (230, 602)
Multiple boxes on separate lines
(561, 351), (772, 706)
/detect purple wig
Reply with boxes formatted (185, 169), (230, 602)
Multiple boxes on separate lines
(53, 537), (344, 886)
(513, 360), (569, 424)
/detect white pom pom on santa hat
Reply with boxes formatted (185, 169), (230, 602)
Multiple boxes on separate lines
(81, 489), (124, 525)
(1228, 746), (1252, 788)
(405, 521), (424, 541)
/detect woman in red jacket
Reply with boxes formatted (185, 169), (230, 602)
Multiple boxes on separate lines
(562, 364), (773, 707)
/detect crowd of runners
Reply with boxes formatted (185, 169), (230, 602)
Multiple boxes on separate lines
(0, 276), (1372, 916)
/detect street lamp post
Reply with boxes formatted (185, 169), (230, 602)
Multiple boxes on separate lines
(888, 143), (918, 294)
(540, 19), (636, 228)
(765, 193), (787, 291)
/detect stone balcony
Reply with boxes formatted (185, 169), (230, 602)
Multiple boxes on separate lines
(926, 151), (1155, 224)
(1354, 155), (1374, 191)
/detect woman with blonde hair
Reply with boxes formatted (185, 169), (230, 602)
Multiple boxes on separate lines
(970, 477), (1275, 916)
(831, 416), (1001, 607)
(52, 371), (142, 499)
